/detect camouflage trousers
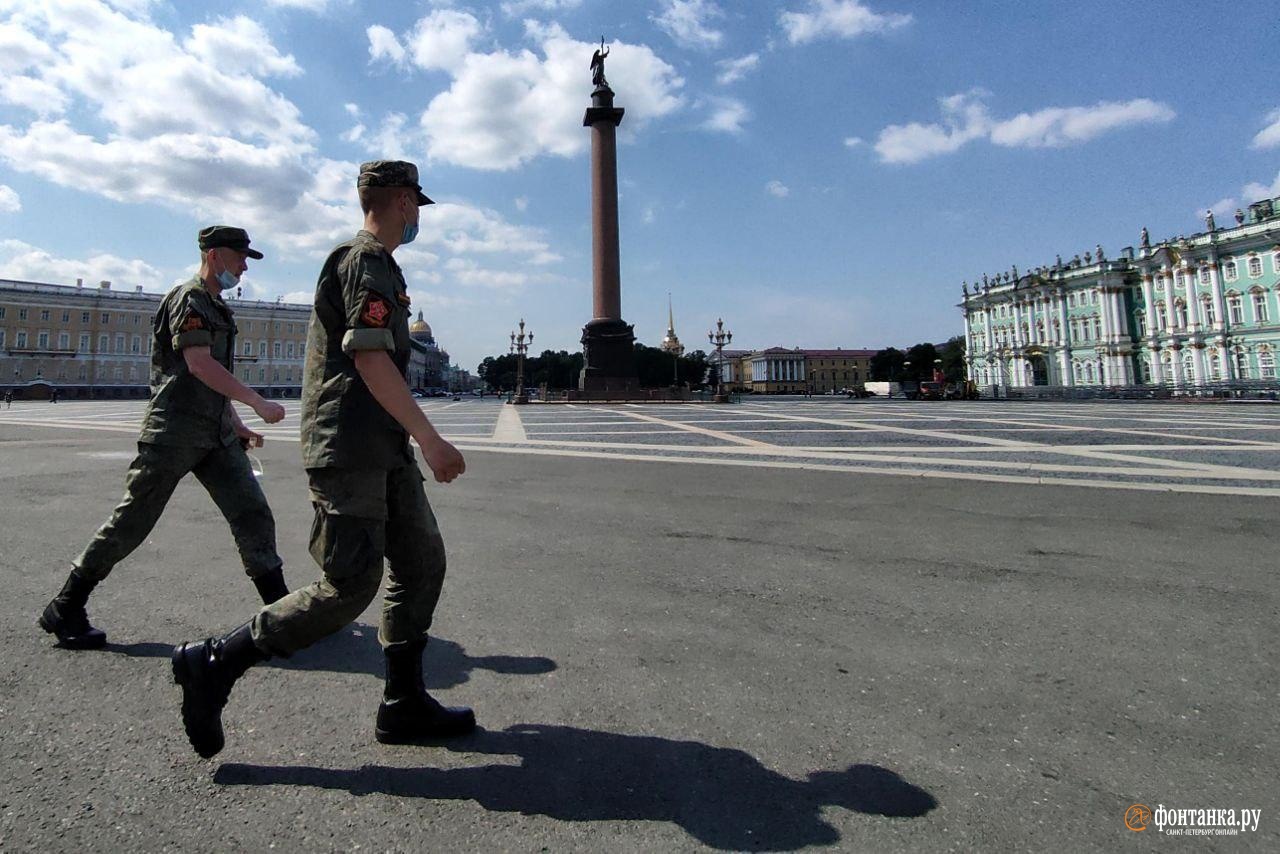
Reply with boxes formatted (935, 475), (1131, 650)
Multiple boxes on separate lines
(252, 462), (447, 657)
(74, 440), (281, 582)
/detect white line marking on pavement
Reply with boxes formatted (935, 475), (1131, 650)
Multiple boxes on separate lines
(493, 405), (527, 443)
(599, 407), (774, 448)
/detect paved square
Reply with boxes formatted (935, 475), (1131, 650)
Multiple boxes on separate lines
(0, 398), (1275, 850)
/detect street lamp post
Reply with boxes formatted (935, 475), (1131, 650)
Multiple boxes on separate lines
(707, 318), (732, 404)
(509, 318), (533, 405)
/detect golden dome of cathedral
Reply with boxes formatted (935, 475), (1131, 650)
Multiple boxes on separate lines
(410, 310), (432, 338)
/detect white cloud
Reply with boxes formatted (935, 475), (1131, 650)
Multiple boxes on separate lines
(406, 9), (484, 72)
(184, 17), (302, 78)
(514, 196), (529, 211)
(1243, 171), (1280, 201)
(989, 99), (1175, 148)
(367, 24), (407, 65)
(1252, 108), (1280, 150)
(0, 185), (19, 213)
(499, 0), (582, 16)
(264, 0), (332, 10)
(344, 102), (361, 117)
(702, 97), (749, 134)
(652, 0), (724, 50)
(715, 53), (759, 85)
(779, 0), (911, 45)
(1206, 197), (1237, 219)
(0, 21), (57, 73)
(766, 180), (789, 198)
(415, 21), (683, 170)
(0, 75), (68, 115)
(0, 239), (166, 288)
(843, 136), (863, 147)
(874, 90), (1176, 164)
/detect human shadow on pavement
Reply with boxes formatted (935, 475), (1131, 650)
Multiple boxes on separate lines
(104, 641), (173, 658)
(215, 724), (937, 851)
(267, 626), (557, 690)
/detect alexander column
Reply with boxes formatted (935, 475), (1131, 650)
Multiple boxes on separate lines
(579, 39), (638, 393)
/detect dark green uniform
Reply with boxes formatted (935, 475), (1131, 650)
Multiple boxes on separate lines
(253, 231), (446, 656)
(74, 277), (281, 582)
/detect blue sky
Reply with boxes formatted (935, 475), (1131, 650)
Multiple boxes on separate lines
(1, 0), (1278, 371)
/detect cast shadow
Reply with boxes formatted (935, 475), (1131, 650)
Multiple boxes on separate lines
(269, 626), (557, 690)
(215, 724), (937, 851)
(103, 641), (173, 658)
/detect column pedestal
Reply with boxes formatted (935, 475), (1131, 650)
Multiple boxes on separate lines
(579, 318), (637, 391)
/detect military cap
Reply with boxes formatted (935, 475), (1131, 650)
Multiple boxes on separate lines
(357, 160), (433, 206)
(198, 225), (264, 259)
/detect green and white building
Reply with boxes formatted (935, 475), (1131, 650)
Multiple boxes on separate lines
(961, 196), (1280, 391)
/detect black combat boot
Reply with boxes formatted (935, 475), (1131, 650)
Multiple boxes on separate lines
(252, 566), (289, 605)
(375, 638), (476, 744)
(39, 568), (107, 649)
(171, 622), (267, 759)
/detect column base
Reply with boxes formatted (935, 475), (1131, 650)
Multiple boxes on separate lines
(579, 318), (638, 392)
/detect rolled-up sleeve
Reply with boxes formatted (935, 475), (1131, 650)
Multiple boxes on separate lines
(339, 252), (398, 356)
(169, 290), (214, 350)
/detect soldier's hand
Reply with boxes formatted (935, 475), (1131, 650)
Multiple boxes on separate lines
(255, 400), (286, 424)
(420, 436), (466, 483)
(235, 424), (265, 449)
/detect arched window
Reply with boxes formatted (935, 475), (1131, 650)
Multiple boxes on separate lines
(1199, 266), (1211, 284)
(1224, 259), (1238, 281)
(1234, 348), (1249, 379)
(1260, 348), (1276, 379)
(1134, 311), (1146, 337)
(1248, 255), (1263, 277)
(1209, 353), (1221, 381)
(1155, 302), (1168, 330)
(1252, 289), (1269, 323)
(1227, 293), (1244, 325)
(1202, 296), (1216, 326)
(1174, 300), (1188, 329)
(1085, 363), (1095, 384)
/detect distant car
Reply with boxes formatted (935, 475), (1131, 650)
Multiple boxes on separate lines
(917, 381), (945, 400)
(411, 390), (427, 399)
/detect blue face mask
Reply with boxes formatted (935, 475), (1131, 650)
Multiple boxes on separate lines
(216, 269), (238, 289)
(402, 220), (419, 245)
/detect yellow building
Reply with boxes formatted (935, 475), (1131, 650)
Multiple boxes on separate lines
(0, 276), (310, 398)
(744, 347), (875, 394)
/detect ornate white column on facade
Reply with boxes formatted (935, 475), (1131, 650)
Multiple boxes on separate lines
(1184, 262), (1201, 331)
(1169, 345), (1185, 387)
(1207, 255), (1226, 332)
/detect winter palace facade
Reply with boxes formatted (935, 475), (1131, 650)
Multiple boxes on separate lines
(961, 195), (1280, 391)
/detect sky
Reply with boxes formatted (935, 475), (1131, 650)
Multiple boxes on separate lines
(0, 0), (1278, 372)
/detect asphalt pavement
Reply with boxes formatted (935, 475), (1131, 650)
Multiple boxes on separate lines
(0, 401), (1275, 852)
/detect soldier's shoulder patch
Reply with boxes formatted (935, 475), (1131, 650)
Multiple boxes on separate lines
(181, 312), (204, 332)
(361, 294), (392, 328)
(396, 291), (411, 307)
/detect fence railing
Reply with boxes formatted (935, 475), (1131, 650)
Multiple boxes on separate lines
(983, 381), (1280, 400)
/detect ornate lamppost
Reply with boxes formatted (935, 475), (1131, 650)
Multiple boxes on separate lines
(509, 318), (533, 405)
(708, 317), (732, 403)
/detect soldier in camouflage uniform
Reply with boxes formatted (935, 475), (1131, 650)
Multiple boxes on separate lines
(172, 162), (473, 759)
(39, 227), (290, 650)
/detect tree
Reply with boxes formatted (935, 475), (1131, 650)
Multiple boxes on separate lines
(869, 347), (905, 381)
(938, 336), (966, 381)
(904, 343), (940, 380)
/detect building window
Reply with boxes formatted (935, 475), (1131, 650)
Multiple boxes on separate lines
(273, 341), (281, 359)
(258, 367), (265, 382)
(1249, 256), (1263, 277)
(61, 310), (70, 323)
(15, 331), (26, 347)
(115, 333), (125, 353)
(0, 307), (5, 319)
(40, 309), (49, 321)
(1155, 303), (1167, 330)
(1135, 312), (1146, 337)
(38, 331), (49, 348)
(19, 308), (27, 320)
(1174, 301), (1188, 329)
(98, 334), (108, 353)
(1253, 291), (1269, 323)
(58, 332), (69, 350)
(242, 368), (250, 381)
(286, 342), (295, 358)
(78, 364), (87, 381)
(1273, 251), (1280, 273)
(1202, 297), (1215, 326)
(1224, 260), (1238, 281)
(259, 341), (267, 357)
(81, 311), (89, 323)
(101, 313), (109, 324)
(1093, 317), (1103, 338)
(1209, 354), (1221, 381)
(1228, 294), (1244, 325)
(79, 333), (90, 352)
(114, 366), (123, 380)
(272, 369), (279, 382)
(0, 329), (5, 347)
(243, 341), (253, 356)
(1261, 349), (1276, 379)
(1234, 348), (1249, 378)
(131, 334), (142, 354)
(1068, 294), (1076, 307)
(1199, 267), (1210, 284)
(1173, 272), (1182, 289)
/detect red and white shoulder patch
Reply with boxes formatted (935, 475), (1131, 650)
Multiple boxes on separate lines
(361, 294), (392, 327)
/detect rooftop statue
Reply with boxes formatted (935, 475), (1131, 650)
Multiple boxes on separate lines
(1140, 226), (1150, 248)
(1205, 209), (1216, 231)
